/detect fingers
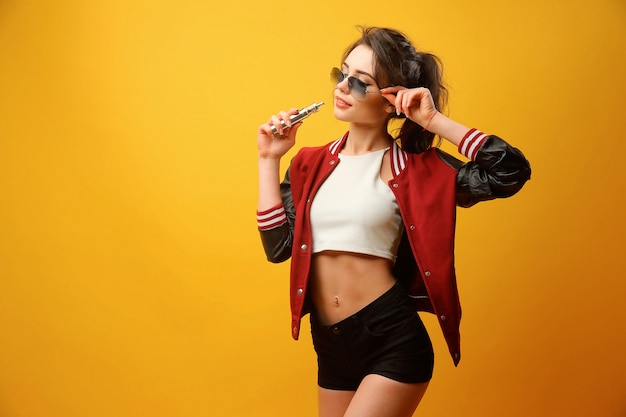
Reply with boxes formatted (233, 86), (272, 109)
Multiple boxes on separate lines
(380, 86), (405, 111)
(380, 86), (406, 95)
(402, 90), (417, 114)
(269, 110), (291, 136)
(398, 88), (423, 115)
(381, 87), (433, 118)
(381, 86), (418, 115)
(266, 108), (299, 137)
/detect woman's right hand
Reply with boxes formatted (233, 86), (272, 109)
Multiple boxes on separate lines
(257, 108), (302, 159)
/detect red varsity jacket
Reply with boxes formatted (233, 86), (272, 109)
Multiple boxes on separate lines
(257, 129), (531, 365)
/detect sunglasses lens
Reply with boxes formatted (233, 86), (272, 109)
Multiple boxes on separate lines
(330, 67), (367, 100)
(349, 78), (367, 100)
(330, 68), (344, 85)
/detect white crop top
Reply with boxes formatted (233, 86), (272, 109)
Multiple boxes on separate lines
(310, 147), (404, 261)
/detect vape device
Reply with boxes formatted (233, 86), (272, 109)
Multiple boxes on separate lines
(270, 101), (324, 134)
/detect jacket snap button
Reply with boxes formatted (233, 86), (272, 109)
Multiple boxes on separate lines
(297, 288), (303, 295)
(410, 225), (416, 231)
(300, 244), (308, 251)
(392, 183), (398, 188)
(329, 160), (335, 165)
(332, 327), (341, 335)
(440, 315), (447, 321)
(293, 326), (298, 334)
(424, 270), (431, 277)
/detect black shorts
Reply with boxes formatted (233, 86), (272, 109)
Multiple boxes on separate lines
(310, 282), (434, 391)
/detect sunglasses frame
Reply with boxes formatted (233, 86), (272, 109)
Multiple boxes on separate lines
(330, 67), (382, 101)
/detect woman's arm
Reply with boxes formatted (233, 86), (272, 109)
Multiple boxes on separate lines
(256, 108), (301, 262)
(381, 86), (531, 206)
(257, 108), (301, 212)
(454, 133), (531, 207)
(257, 157), (283, 210)
(257, 166), (296, 263)
(381, 86), (468, 147)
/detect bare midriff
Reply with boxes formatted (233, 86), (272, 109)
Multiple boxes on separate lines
(310, 250), (396, 326)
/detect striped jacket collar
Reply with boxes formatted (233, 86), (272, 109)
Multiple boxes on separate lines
(327, 132), (408, 177)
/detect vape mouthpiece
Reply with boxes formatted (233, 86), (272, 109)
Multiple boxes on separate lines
(270, 101), (324, 134)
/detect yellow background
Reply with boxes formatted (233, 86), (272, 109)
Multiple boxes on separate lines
(1, 1), (625, 416)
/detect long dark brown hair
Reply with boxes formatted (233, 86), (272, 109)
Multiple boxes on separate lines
(341, 26), (448, 154)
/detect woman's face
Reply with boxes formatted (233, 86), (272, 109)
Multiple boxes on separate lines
(333, 44), (392, 127)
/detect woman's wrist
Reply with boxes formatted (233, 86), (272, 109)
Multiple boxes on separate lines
(258, 155), (281, 165)
(257, 156), (283, 210)
(426, 112), (470, 147)
(421, 111), (438, 132)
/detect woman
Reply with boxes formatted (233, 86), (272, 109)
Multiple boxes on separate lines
(255, 26), (531, 417)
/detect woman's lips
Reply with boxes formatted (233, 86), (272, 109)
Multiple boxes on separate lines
(335, 96), (351, 109)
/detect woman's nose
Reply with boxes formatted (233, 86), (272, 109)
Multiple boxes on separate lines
(336, 76), (350, 94)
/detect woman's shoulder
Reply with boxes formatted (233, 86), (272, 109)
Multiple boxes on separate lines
(403, 147), (463, 171)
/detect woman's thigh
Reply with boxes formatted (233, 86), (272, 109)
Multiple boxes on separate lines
(317, 375), (429, 417)
(345, 374), (428, 417)
(318, 387), (355, 417)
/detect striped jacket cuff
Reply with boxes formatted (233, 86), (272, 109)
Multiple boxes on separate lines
(257, 204), (287, 231)
(458, 128), (488, 161)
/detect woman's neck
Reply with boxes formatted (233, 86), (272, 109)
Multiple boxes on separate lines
(342, 124), (391, 156)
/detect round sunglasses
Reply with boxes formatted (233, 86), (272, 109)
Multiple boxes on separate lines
(330, 67), (383, 101)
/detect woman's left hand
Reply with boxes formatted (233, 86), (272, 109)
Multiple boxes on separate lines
(381, 86), (438, 129)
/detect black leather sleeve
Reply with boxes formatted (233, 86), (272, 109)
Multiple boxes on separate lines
(438, 135), (531, 208)
(258, 166), (297, 263)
